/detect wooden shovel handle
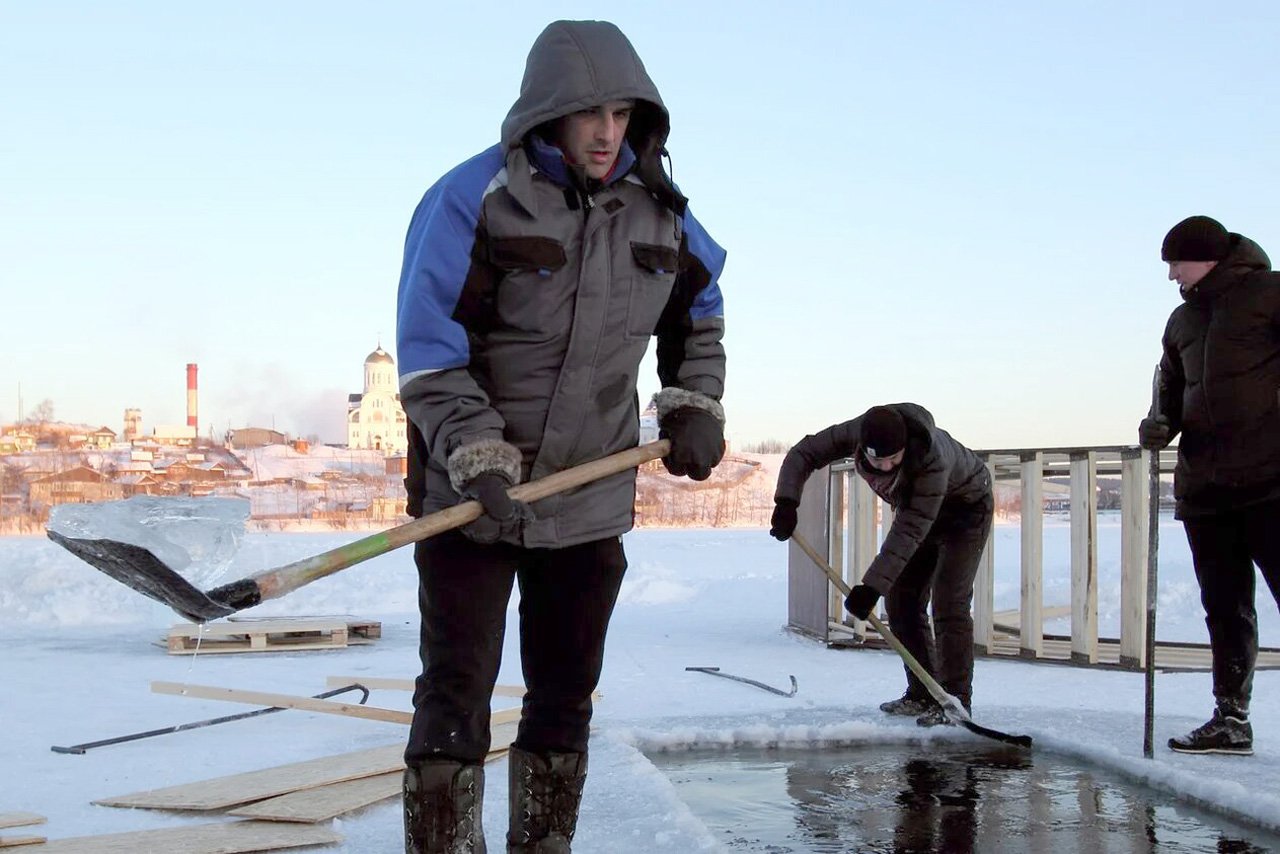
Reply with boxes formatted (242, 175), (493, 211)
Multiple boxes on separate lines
(250, 440), (671, 602)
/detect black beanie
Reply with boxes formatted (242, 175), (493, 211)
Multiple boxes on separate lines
(860, 406), (907, 458)
(1161, 216), (1230, 262)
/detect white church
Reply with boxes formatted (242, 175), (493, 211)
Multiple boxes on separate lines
(346, 345), (408, 455)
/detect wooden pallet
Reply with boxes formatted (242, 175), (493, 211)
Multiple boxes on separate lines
(166, 617), (381, 654)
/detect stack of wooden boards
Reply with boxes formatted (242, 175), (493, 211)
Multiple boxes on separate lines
(0, 812), (46, 848)
(28, 676), (530, 853)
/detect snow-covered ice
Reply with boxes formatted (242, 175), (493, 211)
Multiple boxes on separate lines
(1, 521), (1278, 851)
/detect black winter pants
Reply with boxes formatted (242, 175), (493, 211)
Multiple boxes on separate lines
(404, 531), (627, 765)
(1183, 499), (1280, 713)
(884, 499), (993, 709)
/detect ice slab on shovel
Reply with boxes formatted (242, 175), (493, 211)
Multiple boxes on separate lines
(48, 495), (250, 586)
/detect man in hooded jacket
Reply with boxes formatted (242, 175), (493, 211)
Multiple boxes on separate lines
(1139, 215), (1280, 756)
(769, 404), (993, 726)
(394, 20), (727, 853)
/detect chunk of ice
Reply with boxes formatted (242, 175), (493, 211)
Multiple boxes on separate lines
(48, 495), (249, 585)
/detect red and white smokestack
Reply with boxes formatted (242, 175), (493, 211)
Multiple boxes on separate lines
(186, 363), (198, 429)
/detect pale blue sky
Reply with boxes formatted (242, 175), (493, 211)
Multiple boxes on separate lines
(3, 2), (1277, 449)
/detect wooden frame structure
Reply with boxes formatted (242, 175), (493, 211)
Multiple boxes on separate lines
(786, 444), (1178, 671)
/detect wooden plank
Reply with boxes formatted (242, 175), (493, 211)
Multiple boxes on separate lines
(0, 835), (46, 848)
(228, 727), (516, 824)
(1070, 452), (1099, 664)
(1020, 452), (1044, 657)
(828, 474), (845, 626)
(323, 676), (603, 702)
(151, 681), (523, 730)
(973, 459), (997, 653)
(228, 615), (382, 639)
(787, 464), (832, 641)
(992, 605), (1071, 633)
(227, 771), (402, 824)
(1119, 450), (1151, 667)
(31, 820), (340, 853)
(95, 744), (407, 810)
(0, 834), (45, 850)
(0, 816), (43, 831)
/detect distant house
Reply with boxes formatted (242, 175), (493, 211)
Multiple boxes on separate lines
(153, 425), (197, 447)
(117, 473), (159, 497)
(0, 431), (37, 453)
(28, 465), (123, 506)
(229, 427), (288, 449)
(90, 427), (117, 450)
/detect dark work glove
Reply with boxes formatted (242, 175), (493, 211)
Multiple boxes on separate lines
(659, 406), (725, 481)
(769, 499), (798, 541)
(1138, 415), (1172, 450)
(459, 472), (534, 545)
(844, 584), (881, 621)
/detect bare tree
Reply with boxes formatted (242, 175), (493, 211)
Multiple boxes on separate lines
(741, 438), (791, 454)
(29, 399), (54, 425)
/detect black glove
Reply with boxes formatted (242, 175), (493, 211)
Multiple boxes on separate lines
(459, 472), (534, 545)
(769, 499), (798, 541)
(659, 407), (725, 481)
(1138, 415), (1172, 450)
(844, 584), (880, 621)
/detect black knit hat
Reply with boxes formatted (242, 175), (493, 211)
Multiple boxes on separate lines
(860, 406), (907, 459)
(1161, 216), (1230, 262)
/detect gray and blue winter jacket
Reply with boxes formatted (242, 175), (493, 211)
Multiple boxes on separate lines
(396, 20), (727, 548)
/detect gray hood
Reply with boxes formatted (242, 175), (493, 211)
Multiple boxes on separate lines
(500, 20), (669, 152)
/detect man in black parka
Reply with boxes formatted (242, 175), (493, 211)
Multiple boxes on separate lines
(1139, 215), (1280, 756)
(770, 404), (993, 725)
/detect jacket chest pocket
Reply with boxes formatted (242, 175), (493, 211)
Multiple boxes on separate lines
(626, 242), (678, 339)
(489, 236), (571, 333)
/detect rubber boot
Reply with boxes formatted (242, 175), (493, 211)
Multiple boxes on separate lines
(506, 747), (587, 853)
(403, 760), (486, 853)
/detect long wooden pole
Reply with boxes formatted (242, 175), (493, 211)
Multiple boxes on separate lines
(791, 531), (1031, 748)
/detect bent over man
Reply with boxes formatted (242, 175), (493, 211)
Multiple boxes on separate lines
(394, 19), (727, 853)
(770, 404), (992, 726)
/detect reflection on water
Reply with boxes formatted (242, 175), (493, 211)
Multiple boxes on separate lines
(647, 744), (1280, 853)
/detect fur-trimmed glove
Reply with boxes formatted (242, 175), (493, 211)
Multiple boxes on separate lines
(769, 499), (798, 541)
(459, 472), (534, 545)
(844, 584), (880, 621)
(659, 407), (725, 481)
(1138, 415), (1172, 451)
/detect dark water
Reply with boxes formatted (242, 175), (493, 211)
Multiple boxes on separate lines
(647, 744), (1280, 853)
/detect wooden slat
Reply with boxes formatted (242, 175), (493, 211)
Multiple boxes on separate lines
(30, 820), (340, 853)
(94, 744), (406, 810)
(325, 676), (527, 698)
(0, 816), (43, 831)
(0, 835), (46, 848)
(1020, 452), (1044, 657)
(973, 460), (997, 653)
(1119, 450), (1151, 667)
(151, 681), (412, 724)
(323, 675), (603, 702)
(227, 771), (402, 824)
(228, 728), (515, 824)
(151, 681), (523, 729)
(1070, 452), (1099, 664)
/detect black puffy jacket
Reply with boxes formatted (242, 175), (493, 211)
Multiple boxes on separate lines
(1156, 234), (1280, 516)
(774, 403), (990, 593)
